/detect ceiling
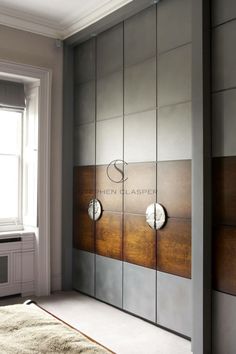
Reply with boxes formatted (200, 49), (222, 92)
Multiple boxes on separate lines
(0, 0), (133, 39)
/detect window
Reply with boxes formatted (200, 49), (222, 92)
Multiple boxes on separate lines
(0, 80), (39, 232)
(0, 109), (23, 230)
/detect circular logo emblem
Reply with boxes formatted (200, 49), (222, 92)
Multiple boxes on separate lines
(88, 199), (102, 221)
(146, 203), (166, 230)
(106, 159), (128, 183)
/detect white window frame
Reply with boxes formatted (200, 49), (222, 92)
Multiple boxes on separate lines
(23, 83), (39, 229)
(0, 108), (24, 232)
(0, 60), (52, 297)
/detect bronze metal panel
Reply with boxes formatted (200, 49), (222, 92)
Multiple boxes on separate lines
(124, 162), (156, 214)
(157, 218), (191, 278)
(74, 166), (95, 211)
(213, 225), (236, 296)
(96, 165), (123, 212)
(157, 160), (191, 218)
(96, 211), (122, 260)
(123, 213), (156, 269)
(73, 209), (94, 252)
(213, 157), (236, 226)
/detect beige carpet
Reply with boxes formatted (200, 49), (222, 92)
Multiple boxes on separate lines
(0, 304), (111, 354)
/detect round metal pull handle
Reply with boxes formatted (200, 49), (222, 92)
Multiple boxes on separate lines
(88, 199), (102, 221)
(146, 203), (166, 230)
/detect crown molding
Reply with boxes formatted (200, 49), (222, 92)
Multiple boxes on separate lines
(61, 0), (133, 39)
(0, 8), (61, 38)
(0, 0), (133, 39)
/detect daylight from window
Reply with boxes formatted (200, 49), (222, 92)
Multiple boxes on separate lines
(0, 109), (22, 224)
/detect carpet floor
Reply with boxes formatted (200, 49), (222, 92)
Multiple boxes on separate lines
(0, 291), (192, 354)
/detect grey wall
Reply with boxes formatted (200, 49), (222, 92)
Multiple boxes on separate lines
(0, 24), (63, 291)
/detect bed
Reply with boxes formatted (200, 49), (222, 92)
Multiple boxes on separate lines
(0, 301), (113, 354)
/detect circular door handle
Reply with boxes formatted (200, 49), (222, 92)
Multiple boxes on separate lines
(88, 199), (102, 221)
(146, 203), (166, 230)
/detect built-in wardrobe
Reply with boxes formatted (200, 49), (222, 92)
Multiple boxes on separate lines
(62, 0), (236, 352)
(212, 1), (236, 353)
(72, 0), (192, 338)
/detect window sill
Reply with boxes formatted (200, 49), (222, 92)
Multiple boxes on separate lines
(0, 226), (37, 240)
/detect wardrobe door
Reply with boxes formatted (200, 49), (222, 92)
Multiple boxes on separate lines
(73, 39), (96, 296)
(95, 23), (124, 308)
(156, 0), (192, 337)
(123, 6), (157, 321)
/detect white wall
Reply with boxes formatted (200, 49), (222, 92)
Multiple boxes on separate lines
(0, 24), (63, 291)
